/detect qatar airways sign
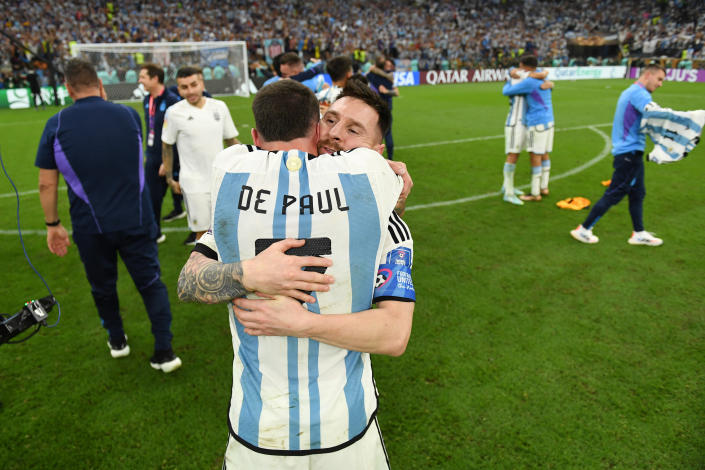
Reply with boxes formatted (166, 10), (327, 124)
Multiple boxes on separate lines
(393, 66), (639, 87)
(415, 69), (509, 85)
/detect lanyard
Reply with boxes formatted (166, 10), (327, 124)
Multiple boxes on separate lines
(148, 89), (163, 132)
(148, 96), (156, 131)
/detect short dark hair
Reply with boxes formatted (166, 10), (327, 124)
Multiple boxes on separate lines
(176, 66), (202, 79)
(326, 56), (353, 82)
(140, 63), (164, 83)
(337, 79), (391, 140)
(374, 55), (387, 68)
(348, 73), (368, 86)
(519, 54), (538, 68)
(271, 53), (284, 76)
(64, 58), (100, 91)
(252, 80), (319, 142)
(275, 52), (302, 76)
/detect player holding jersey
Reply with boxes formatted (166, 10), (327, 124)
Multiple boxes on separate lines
(502, 55), (555, 201)
(161, 66), (240, 242)
(570, 64), (666, 246)
(179, 80), (414, 469)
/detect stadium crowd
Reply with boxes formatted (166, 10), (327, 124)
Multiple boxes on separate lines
(2, 0), (705, 88)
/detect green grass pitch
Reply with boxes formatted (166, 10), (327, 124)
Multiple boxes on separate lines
(1, 79), (704, 469)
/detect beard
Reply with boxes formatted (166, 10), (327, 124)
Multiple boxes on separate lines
(317, 139), (342, 155)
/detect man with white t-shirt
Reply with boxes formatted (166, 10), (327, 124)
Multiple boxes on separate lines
(162, 66), (240, 242)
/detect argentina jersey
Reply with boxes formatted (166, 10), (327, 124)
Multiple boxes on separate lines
(505, 69), (530, 127)
(206, 144), (413, 454)
(506, 94), (528, 127)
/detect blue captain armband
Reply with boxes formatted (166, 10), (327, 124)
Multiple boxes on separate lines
(373, 247), (416, 302)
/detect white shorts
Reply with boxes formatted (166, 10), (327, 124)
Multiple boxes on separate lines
(182, 191), (211, 232)
(527, 125), (554, 155)
(505, 124), (527, 154)
(223, 419), (390, 470)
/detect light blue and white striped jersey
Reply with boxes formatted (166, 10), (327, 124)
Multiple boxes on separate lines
(640, 103), (705, 163)
(202, 144), (414, 454)
(502, 77), (554, 127)
(505, 68), (529, 127)
(316, 84), (343, 105)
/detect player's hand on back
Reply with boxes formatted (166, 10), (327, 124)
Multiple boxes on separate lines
(241, 239), (334, 303)
(387, 160), (413, 215)
(232, 294), (308, 337)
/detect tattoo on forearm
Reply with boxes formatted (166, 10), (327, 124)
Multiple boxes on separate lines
(162, 144), (173, 178)
(178, 255), (248, 303)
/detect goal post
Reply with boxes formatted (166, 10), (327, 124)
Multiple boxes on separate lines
(71, 41), (249, 101)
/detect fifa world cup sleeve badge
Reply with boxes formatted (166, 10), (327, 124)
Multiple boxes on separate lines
(374, 247), (415, 301)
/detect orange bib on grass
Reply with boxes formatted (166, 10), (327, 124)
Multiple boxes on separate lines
(556, 197), (591, 210)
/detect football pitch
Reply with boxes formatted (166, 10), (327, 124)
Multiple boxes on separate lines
(1, 79), (704, 469)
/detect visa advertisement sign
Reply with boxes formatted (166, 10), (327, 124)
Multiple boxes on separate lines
(393, 71), (420, 87)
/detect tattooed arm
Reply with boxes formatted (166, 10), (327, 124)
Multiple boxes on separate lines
(178, 252), (248, 303)
(177, 239), (335, 304)
(162, 143), (181, 194)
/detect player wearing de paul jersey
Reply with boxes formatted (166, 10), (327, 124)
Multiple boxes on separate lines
(503, 55), (555, 201)
(201, 143), (413, 455)
(178, 80), (414, 469)
(161, 66), (239, 241)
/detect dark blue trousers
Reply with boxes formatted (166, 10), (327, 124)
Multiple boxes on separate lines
(145, 155), (167, 236)
(171, 154), (184, 213)
(582, 150), (646, 232)
(73, 226), (173, 351)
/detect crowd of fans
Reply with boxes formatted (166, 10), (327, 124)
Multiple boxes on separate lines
(2, 0), (705, 89)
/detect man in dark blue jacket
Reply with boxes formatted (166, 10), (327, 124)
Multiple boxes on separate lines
(35, 58), (181, 373)
(138, 63), (181, 242)
(367, 56), (399, 160)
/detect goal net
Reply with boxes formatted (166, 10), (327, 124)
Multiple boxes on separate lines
(71, 41), (249, 101)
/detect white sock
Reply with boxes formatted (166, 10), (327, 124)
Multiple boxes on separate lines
(531, 166), (541, 196)
(541, 159), (551, 189)
(503, 163), (516, 195)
